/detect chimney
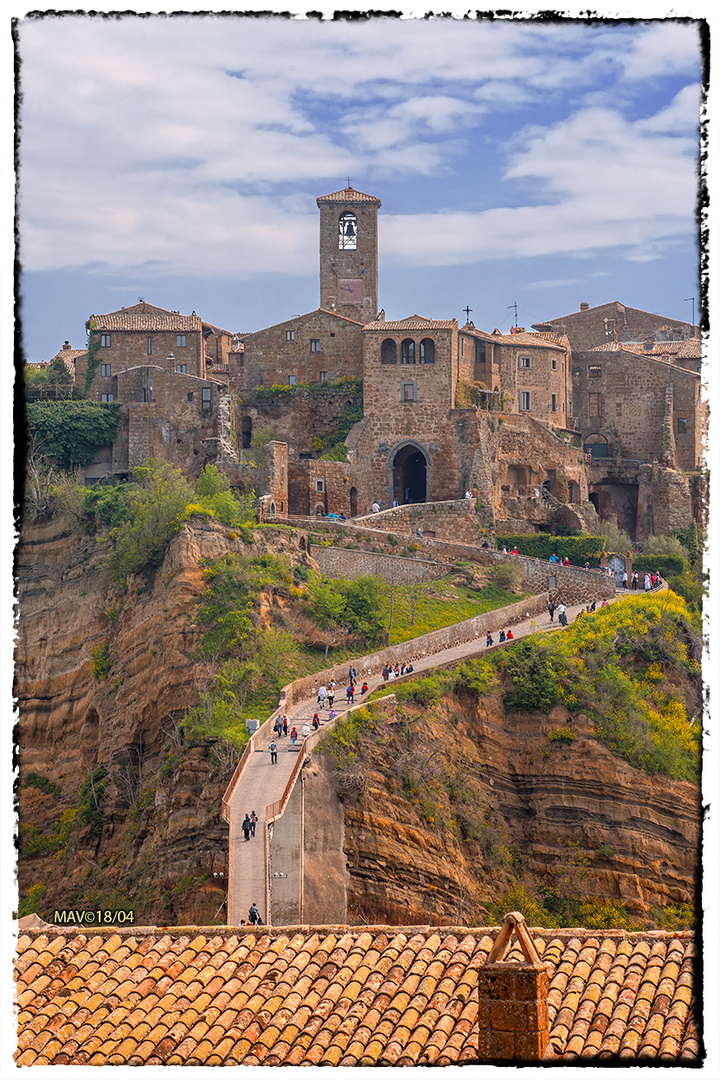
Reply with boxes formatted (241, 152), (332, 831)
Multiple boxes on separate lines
(477, 912), (550, 1062)
(579, 302), (589, 311)
(63, 340), (71, 351)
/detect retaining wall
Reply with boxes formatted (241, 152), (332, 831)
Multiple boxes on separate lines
(312, 546), (447, 584)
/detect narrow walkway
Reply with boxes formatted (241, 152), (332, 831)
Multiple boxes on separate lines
(227, 587), (644, 925)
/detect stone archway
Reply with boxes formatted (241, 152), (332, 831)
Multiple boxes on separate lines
(389, 441), (430, 505)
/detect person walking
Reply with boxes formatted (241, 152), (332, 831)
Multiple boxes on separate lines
(349, 665), (357, 684)
(632, 571), (638, 590)
(346, 684), (355, 704)
(622, 570), (628, 589)
(557, 602), (567, 627)
(283, 714), (288, 736)
(250, 810), (258, 837)
(269, 740), (278, 764)
(644, 573), (651, 592)
(486, 630), (494, 647)
(248, 902), (260, 926)
(318, 683), (327, 709)
(312, 714), (320, 730)
(274, 716), (283, 739)
(290, 726), (298, 746)
(242, 815), (252, 841)
(302, 723), (311, 739)
(327, 680), (335, 708)
(548, 600), (556, 623)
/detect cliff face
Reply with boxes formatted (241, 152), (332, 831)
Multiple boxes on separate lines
(306, 689), (700, 927)
(15, 514), (308, 924)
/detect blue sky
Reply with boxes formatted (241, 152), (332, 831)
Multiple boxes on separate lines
(15, 11), (705, 361)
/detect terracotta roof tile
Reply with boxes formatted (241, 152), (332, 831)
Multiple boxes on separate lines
(316, 186), (381, 204)
(363, 316), (457, 331)
(15, 925), (699, 1065)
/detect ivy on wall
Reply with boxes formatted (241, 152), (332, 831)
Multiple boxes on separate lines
(84, 319), (101, 395)
(27, 400), (121, 468)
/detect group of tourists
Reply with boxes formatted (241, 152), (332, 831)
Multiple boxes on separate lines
(547, 601), (568, 626)
(485, 628), (514, 647)
(548, 553), (571, 566)
(241, 811), (258, 841)
(382, 661), (414, 680)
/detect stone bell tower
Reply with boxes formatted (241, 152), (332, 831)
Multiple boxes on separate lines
(317, 186), (381, 325)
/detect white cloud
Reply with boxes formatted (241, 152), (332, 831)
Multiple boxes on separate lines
(17, 15), (701, 279)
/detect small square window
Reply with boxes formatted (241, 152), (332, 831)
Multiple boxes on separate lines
(552, 359), (557, 370)
(176, 364), (187, 374)
(100, 335), (111, 348)
(519, 356), (531, 369)
(101, 363), (111, 377)
(520, 391), (531, 411)
(588, 365), (602, 378)
(187, 393), (194, 402)
(286, 330), (295, 342)
(177, 334), (187, 347)
(288, 375), (296, 385)
(315, 479), (325, 493)
(402, 382), (417, 402)
(320, 371), (328, 382)
(677, 417), (688, 434)
(101, 393), (114, 402)
(310, 338), (320, 353)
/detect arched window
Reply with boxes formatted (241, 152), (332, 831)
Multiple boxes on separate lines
(419, 338), (435, 364)
(401, 339), (416, 365)
(381, 338), (397, 364)
(339, 212), (357, 250)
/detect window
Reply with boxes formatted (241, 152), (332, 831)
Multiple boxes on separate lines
(460, 338), (465, 357)
(320, 371), (328, 382)
(176, 364), (187, 374)
(315, 479), (325, 493)
(519, 356), (531, 369)
(401, 338), (416, 365)
(142, 388), (147, 402)
(552, 359), (557, 370)
(288, 375), (296, 385)
(381, 338), (397, 364)
(419, 338), (435, 364)
(101, 393), (114, 402)
(100, 335), (111, 348)
(402, 382), (417, 402)
(100, 363), (111, 377)
(187, 393), (194, 402)
(589, 393), (601, 418)
(551, 393), (558, 412)
(202, 387), (212, 410)
(475, 341), (486, 364)
(310, 339), (320, 353)
(520, 391), (531, 411)
(147, 337), (152, 356)
(338, 211), (357, 250)
(286, 330), (295, 342)
(677, 417), (688, 434)
(176, 334), (187, 347)
(588, 365), (602, 378)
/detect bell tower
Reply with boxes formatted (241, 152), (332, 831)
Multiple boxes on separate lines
(317, 186), (381, 325)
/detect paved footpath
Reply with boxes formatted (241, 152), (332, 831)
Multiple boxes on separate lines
(228, 588), (640, 925)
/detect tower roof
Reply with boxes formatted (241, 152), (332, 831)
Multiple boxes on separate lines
(317, 186), (381, 206)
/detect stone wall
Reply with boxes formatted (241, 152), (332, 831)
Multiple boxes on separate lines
(573, 348), (703, 469)
(240, 310), (363, 391)
(355, 499), (483, 544)
(537, 301), (696, 353)
(312, 546), (448, 584)
(238, 386), (361, 461)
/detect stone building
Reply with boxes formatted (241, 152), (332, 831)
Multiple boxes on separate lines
(239, 309), (363, 391)
(532, 299), (698, 353)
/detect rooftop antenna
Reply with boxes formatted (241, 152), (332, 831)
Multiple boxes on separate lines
(508, 301), (518, 328)
(463, 305), (472, 323)
(684, 297), (695, 326)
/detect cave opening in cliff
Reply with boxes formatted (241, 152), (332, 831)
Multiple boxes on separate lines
(391, 442), (428, 504)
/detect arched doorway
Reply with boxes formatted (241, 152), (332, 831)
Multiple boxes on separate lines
(391, 442), (429, 504)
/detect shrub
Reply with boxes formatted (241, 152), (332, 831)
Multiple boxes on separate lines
(91, 640), (112, 680)
(491, 562), (523, 593)
(547, 727), (576, 744)
(503, 637), (563, 712)
(496, 533), (605, 565)
(633, 553), (686, 577)
(17, 882), (48, 920)
(24, 773), (62, 799)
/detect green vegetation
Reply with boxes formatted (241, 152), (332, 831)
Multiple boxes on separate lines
(77, 766), (109, 836)
(305, 572), (385, 645)
(17, 882), (48, 920)
(496, 532), (605, 565)
(91, 640), (112, 679)
(27, 400), (121, 468)
(500, 592), (701, 781)
(311, 382), (364, 461)
(633, 553), (686, 577)
(23, 773), (62, 799)
(85, 320), (102, 393)
(24, 353), (75, 388)
(380, 577), (523, 646)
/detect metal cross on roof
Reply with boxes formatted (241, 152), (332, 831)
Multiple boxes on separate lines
(464, 306), (472, 322)
(346, 176), (353, 188)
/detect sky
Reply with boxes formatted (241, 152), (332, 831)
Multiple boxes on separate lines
(13, 7), (707, 363)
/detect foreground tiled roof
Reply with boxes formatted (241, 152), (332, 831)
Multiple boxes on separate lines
(15, 924), (698, 1066)
(316, 186), (381, 204)
(490, 329), (567, 350)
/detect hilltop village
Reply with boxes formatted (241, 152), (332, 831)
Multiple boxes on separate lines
(31, 185), (705, 541)
(17, 189), (706, 1066)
